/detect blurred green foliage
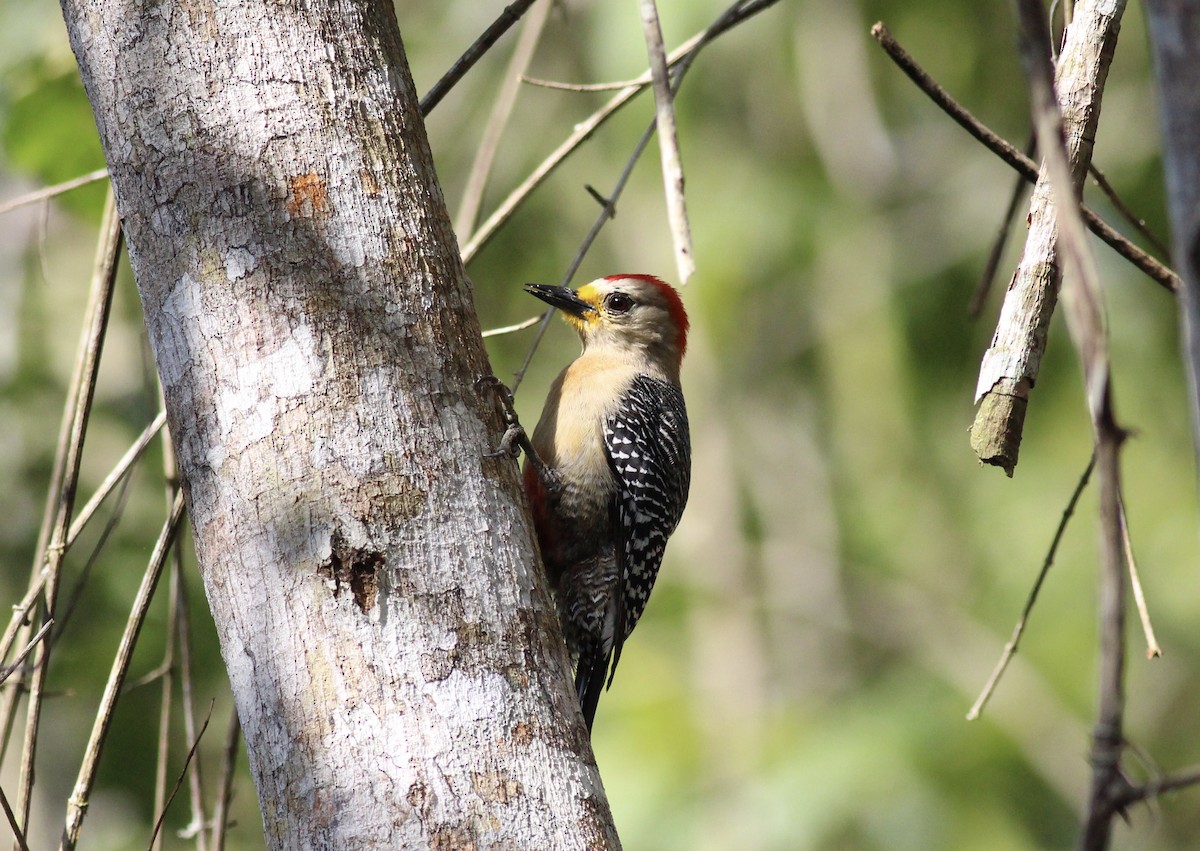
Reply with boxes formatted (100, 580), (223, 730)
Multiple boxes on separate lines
(1, 0), (1196, 849)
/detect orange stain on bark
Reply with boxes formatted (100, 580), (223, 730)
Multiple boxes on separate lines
(287, 172), (331, 217)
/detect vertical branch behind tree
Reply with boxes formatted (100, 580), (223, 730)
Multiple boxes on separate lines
(1148, 1), (1200, 467)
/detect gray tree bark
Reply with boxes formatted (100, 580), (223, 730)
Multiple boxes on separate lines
(57, 1), (619, 848)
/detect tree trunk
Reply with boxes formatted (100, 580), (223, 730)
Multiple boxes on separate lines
(58, 1), (619, 848)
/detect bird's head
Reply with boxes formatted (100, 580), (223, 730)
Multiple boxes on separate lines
(525, 274), (689, 370)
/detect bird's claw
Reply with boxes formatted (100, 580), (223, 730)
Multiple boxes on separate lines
(477, 376), (561, 498)
(486, 421), (527, 460)
(478, 375), (528, 459)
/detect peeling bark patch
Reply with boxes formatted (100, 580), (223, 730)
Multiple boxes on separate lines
(470, 770), (523, 804)
(430, 825), (477, 851)
(359, 168), (381, 197)
(416, 598), (559, 690)
(368, 477), (426, 524)
(320, 531), (382, 614)
(420, 618), (490, 682)
(406, 781), (429, 811)
(287, 172), (331, 218)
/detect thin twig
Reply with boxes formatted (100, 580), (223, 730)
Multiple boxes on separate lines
(126, 661), (173, 691)
(210, 708), (241, 851)
(147, 701), (213, 851)
(60, 491), (188, 851)
(68, 412), (167, 547)
(141, 347), (178, 851)
(419, 0), (539, 116)
(482, 314), (543, 338)
(1118, 494), (1161, 658)
(0, 168), (109, 217)
(150, 549), (179, 851)
(638, 0), (695, 284)
(16, 191), (122, 831)
(511, 121), (660, 394)
(967, 453), (1095, 720)
(1087, 163), (1171, 259)
(0, 413), (165, 677)
(1114, 765), (1200, 808)
(56, 468), (137, 639)
(1007, 0), (1130, 846)
(0, 621), (53, 688)
(154, 406), (210, 851)
(455, 0), (553, 237)
(1083, 425), (1128, 851)
(0, 783), (31, 851)
(521, 75), (651, 92)
(174, 547), (210, 851)
(37, 200), (54, 287)
(504, 1), (779, 392)
(461, 0), (780, 266)
(871, 22), (1178, 295)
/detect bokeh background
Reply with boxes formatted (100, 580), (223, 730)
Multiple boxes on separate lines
(1, 0), (1195, 848)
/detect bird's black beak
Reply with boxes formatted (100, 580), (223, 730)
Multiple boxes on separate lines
(525, 283), (596, 318)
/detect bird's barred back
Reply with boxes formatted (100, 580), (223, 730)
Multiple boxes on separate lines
(603, 374), (691, 639)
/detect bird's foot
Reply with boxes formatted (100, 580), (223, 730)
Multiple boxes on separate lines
(476, 375), (562, 498)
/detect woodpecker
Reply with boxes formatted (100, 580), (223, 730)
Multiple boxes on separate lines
(521, 274), (691, 730)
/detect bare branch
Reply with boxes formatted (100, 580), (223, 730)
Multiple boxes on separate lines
(967, 453), (1094, 720)
(0, 621), (54, 687)
(151, 592), (176, 851)
(210, 708), (241, 851)
(173, 549), (210, 850)
(461, 0), (781, 265)
(0, 783), (31, 851)
(1114, 765), (1200, 808)
(419, 0), (539, 116)
(0, 168), (109, 217)
(522, 75), (651, 92)
(638, 0), (695, 284)
(870, 23), (1177, 296)
(1119, 495), (1160, 659)
(1087, 163), (1171, 259)
(455, 0), (552, 237)
(14, 192), (122, 831)
(61, 491), (188, 851)
(978, 0), (1125, 475)
(147, 701), (213, 851)
(482, 314), (543, 338)
(1005, 1), (1130, 847)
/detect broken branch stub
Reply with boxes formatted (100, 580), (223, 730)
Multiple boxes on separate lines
(970, 0), (1125, 475)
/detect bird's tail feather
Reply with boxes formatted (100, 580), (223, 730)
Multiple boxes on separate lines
(575, 651), (610, 732)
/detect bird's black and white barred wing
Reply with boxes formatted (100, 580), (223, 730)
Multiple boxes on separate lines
(604, 374), (691, 655)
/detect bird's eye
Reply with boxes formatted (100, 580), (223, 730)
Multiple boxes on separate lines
(606, 292), (634, 314)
